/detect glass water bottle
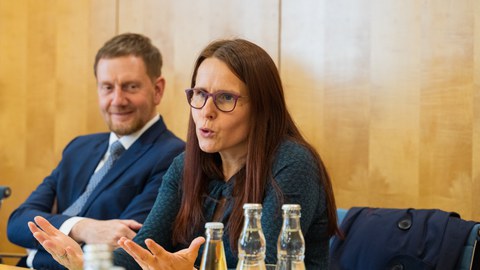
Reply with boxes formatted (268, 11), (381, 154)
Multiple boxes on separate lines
(236, 203), (267, 270)
(199, 222), (228, 270)
(276, 204), (306, 270)
(83, 244), (124, 270)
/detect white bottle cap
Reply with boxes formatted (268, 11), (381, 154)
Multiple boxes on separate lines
(83, 243), (111, 253)
(243, 203), (262, 210)
(205, 222), (224, 229)
(282, 204), (301, 211)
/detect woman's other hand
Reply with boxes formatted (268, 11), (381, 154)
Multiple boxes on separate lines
(118, 236), (205, 270)
(28, 216), (84, 270)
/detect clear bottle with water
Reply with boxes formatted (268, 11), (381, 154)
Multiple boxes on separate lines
(236, 203), (267, 270)
(276, 204), (306, 270)
(199, 222), (228, 270)
(83, 244), (125, 270)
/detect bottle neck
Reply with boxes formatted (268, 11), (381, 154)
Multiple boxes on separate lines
(205, 228), (224, 241)
(277, 211), (305, 261)
(83, 244), (114, 270)
(282, 214), (301, 230)
(238, 210), (266, 262)
(244, 213), (262, 229)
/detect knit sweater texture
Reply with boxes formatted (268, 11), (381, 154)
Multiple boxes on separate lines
(113, 140), (330, 269)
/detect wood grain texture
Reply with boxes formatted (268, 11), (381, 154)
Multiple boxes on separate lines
(473, 0), (480, 220)
(0, 0), (116, 261)
(418, 0), (474, 215)
(0, 0), (479, 260)
(1, 0), (34, 261)
(281, 0), (477, 219)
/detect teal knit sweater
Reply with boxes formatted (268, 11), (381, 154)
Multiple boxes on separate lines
(114, 140), (330, 269)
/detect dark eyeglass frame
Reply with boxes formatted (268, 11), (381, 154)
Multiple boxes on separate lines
(185, 88), (245, 112)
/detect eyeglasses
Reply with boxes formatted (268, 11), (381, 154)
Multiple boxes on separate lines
(185, 88), (245, 112)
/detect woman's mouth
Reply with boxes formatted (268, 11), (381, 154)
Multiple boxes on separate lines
(199, 128), (214, 138)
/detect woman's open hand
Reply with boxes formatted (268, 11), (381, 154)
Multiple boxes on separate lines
(28, 216), (84, 270)
(118, 236), (205, 270)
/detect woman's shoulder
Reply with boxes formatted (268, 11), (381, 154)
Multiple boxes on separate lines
(275, 139), (316, 164)
(163, 151), (186, 180)
(272, 140), (319, 177)
(172, 151), (186, 164)
(270, 140), (322, 196)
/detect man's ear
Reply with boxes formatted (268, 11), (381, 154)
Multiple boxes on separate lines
(154, 76), (165, 104)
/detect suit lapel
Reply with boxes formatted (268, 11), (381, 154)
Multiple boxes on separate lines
(71, 139), (108, 200)
(79, 119), (167, 213)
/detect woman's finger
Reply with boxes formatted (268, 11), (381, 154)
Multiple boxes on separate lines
(32, 231), (49, 244)
(40, 240), (66, 261)
(119, 239), (153, 270)
(145, 238), (167, 257)
(124, 238), (153, 261)
(28, 221), (41, 234)
(185, 237), (205, 260)
(120, 240), (139, 261)
(34, 216), (60, 235)
(189, 237), (206, 250)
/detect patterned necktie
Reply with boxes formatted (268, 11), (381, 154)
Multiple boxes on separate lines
(63, 140), (125, 216)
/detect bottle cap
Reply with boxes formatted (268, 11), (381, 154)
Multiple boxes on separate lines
(282, 204), (301, 211)
(84, 252), (112, 261)
(243, 203), (262, 210)
(205, 222), (224, 229)
(83, 243), (111, 253)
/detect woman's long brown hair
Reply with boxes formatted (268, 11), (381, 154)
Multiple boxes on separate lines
(172, 39), (340, 250)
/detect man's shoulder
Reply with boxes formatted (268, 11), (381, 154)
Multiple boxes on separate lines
(70, 132), (109, 144)
(141, 118), (185, 146)
(75, 132), (110, 140)
(63, 132), (109, 151)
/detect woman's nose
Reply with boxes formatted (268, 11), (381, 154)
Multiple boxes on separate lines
(201, 97), (217, 118)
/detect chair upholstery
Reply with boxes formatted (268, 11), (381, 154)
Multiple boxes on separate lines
(336, 208), (348, 226)
(458, 223), (480, 270)
(329, 208), (348, 247)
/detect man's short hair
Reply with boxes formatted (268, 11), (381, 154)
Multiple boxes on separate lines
(94, 33), (163, 80)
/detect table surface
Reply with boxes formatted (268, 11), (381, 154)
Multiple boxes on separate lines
(0, 264), (27, 270)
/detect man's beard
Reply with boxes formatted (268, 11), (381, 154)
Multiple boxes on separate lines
(108, 119), (144, 136)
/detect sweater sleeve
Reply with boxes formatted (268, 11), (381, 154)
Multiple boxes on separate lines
(113, 153), (185, 269)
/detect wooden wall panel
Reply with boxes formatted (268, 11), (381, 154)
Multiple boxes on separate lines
(281, 0), (478, 219)
(1, 0), (479, 260)
(25, 0), (57, 173)
(472, 0), (480, 220)
(281, 0), (373, 207)
(0, 0), (117, 261)
(322, 1), (372, 206)
(368, 0), (421, 208)
(0, 0), (28, 175)
(279, 0), (326, 152)
(0, 0), (32, 261)
(418, 0), (474, 215)
(86, 1), (118, 133)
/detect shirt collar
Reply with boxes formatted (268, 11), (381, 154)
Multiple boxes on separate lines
(108, 114), (160, 150)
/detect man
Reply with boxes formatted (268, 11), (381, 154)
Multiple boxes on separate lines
(7, 33), (184, 269)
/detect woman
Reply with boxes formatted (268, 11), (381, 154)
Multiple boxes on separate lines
(29, 39), (340, 269)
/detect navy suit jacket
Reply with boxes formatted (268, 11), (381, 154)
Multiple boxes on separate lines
(330, 207), (476, 270)
(7, 117), (184, 270)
